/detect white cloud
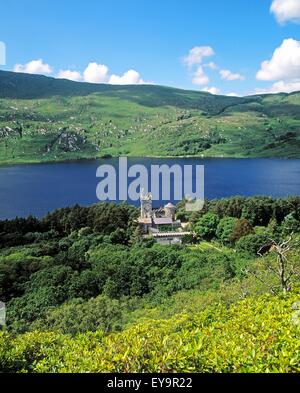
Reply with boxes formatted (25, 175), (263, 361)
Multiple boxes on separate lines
(270, 0), (300, 24)
(83, 62), (109, 83)
(205, 61), (218, 70)
(12, 59), (150, 85)
(226, 92), (240, 97)
(192, 66), (210, 86)
(202, 86), (220, 95)
(109, 69), (146, 85)
(255, 79), (300, 94)
(220, 69), (245, 81)
(14, 59), (52, 75)
(82, 63), (149, 85)
(255, 38), (300, 94)
(256, 38), (300, 81)
(183, 46), (215, 67)
(183, 47), (214, 87)
(57, 69), (82, 81)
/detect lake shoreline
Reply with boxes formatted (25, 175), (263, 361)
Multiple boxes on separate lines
(0, 153), (299, 167)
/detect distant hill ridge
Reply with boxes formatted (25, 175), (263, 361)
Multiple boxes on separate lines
(0, 70), (252, 113)
(0, 70), (299, 163)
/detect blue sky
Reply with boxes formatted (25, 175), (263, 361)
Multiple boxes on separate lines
(0, 0), (300, 96)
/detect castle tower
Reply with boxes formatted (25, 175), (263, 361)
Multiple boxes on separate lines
(164, 202), (175, 220)
(140, 189), (153, 218)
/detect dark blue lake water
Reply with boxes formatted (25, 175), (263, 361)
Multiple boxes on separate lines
(0, 158), (299, 219)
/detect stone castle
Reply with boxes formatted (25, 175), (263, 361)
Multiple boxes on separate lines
(137, 190), (191, 245)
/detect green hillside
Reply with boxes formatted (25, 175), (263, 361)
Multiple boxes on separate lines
(0, 70), (300, 164)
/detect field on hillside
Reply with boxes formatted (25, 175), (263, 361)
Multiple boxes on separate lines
(0, 71), (300, 164)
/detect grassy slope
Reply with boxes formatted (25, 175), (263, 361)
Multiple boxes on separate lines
(0, 70), (300, 164)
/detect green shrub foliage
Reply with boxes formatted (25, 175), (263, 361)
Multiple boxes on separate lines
(1, 293), (300, 373)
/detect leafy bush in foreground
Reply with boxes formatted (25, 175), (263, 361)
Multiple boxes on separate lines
(1, 292), (299, 373)
(31, 295), (138, 334)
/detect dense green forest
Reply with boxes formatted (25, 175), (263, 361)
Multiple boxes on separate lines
(0, 196), (300, 372)
(0, 70), (300, 164)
